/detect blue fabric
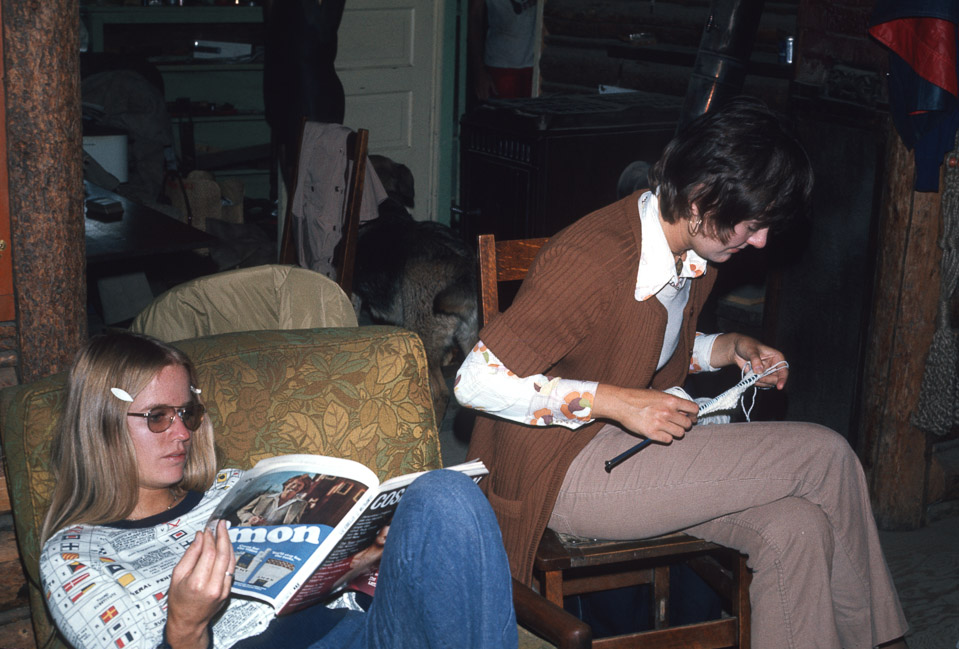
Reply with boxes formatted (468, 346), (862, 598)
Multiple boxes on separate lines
(231, 604), (356, 649)
(312, 470), (518, 649)
(156, 622), (215, 649)
(870, 0), (959, 191)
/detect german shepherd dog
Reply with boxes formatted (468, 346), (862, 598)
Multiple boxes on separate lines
(354, 157), (478, 423)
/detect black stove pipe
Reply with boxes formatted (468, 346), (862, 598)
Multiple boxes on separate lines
(676, 0), (767, 133)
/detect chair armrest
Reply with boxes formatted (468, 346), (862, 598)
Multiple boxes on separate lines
(512, 578), (591, 649)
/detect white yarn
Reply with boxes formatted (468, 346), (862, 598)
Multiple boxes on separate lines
(666, 361), (790, 426)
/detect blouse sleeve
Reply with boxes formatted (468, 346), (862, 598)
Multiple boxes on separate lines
(690, 332), (721, 373)
(455, 340), (599, 427)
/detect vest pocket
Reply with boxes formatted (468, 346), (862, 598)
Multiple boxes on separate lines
(486, 485), (524, 524)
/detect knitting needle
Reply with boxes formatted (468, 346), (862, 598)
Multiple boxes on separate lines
(605, 364), (790, 472)
(604, 438), (653, 472)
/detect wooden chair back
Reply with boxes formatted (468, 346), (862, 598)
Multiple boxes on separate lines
(332, 128), (368, 297)
(278, 118), (307, 266)
(279, 126), (369, 298)
(477, 233), (549, 327)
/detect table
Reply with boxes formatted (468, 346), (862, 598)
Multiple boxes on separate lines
(84, 182), (219, 327)
(85, 181), (217, 264)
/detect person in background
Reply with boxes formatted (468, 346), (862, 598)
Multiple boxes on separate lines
(468, 0), (537, 101)
(235, 474), (311, 526)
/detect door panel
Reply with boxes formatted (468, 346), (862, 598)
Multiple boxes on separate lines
(338, 0), (440, 221)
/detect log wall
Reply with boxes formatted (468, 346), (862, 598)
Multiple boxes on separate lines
(539, 0), (800, 105)
(858, 126), (951, 530)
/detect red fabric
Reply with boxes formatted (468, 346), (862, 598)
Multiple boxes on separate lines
(869, 17), (958, 96)
(486, 66), (534, 99)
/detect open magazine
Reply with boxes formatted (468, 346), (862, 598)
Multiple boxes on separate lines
(206, 455), (488, 615)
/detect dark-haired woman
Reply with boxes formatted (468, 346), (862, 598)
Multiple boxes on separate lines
(456, 97), (908, 649)
(41, 332), (516, 649)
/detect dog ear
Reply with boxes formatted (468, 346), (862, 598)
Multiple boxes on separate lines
(369, 154), (416, 209)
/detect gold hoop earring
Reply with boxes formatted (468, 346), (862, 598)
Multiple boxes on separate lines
(688, 218), (703, 236)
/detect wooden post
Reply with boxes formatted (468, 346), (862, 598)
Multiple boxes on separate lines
(0, 3), (85, 646)
(2, 0), (86, 382)
(857, 123), (941, 530)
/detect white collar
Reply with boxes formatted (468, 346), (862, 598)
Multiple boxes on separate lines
(635, 191), (708, 302)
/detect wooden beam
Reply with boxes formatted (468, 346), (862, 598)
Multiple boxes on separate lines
(2, 0), (86, 383)
(858, 123), (941, 529)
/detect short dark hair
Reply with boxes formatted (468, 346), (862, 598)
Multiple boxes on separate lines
(649, 96), (814, 243)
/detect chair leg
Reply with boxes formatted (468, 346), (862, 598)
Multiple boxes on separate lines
(653, 565), (669, 629)
(735, 554), (751, 649)
(541, 569), (565, 609)
(533, 545), (751, 648)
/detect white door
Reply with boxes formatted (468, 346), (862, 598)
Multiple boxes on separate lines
(337, 0), (443, 221)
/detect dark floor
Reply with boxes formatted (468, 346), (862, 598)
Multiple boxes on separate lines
(878, 515), (959, 649)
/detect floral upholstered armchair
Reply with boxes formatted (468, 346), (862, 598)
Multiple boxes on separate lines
(0, 326), (581, 649)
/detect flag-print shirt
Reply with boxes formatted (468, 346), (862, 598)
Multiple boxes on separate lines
(41, 471), (356, 649)
(41, 471), (276, 649)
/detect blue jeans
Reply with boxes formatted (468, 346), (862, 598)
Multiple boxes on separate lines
(238, 470), (518, 649)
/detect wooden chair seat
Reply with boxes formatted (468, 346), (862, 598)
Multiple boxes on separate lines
(535, 529), (749, 648)
(478, 233), (751, 649)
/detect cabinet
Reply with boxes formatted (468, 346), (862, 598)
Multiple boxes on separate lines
(81, 5), (270, 199)
(458, 91), (681, 241)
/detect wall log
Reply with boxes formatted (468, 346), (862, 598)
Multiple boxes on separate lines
(540, 0), (798, 99)
(858, 125), (941, 529)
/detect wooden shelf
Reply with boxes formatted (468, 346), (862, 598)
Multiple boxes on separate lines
(82, 5), (263, 34)
(155, 61), (263, 71)
(606, 43), (794, 80)
(82, 4), (272, 200)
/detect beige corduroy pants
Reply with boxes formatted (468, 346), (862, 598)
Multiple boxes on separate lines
(549, 422), (908, 649)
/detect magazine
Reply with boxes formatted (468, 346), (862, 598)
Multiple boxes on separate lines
(206, 455), (488, 615)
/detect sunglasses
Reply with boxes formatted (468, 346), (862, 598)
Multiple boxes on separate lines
(127, 404), (206, 433)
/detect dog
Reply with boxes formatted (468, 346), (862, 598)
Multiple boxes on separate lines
(369, 155), (415, 211)
(354, 157), (479, 423)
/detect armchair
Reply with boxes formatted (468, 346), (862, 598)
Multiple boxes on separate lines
(1, 327), (584, 649)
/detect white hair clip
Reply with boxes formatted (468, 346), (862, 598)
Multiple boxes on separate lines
(190, 385), (202, 395)
(111, 387), (134, 403)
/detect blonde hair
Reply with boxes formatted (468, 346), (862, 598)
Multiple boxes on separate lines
(41, 332), (217, 542)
